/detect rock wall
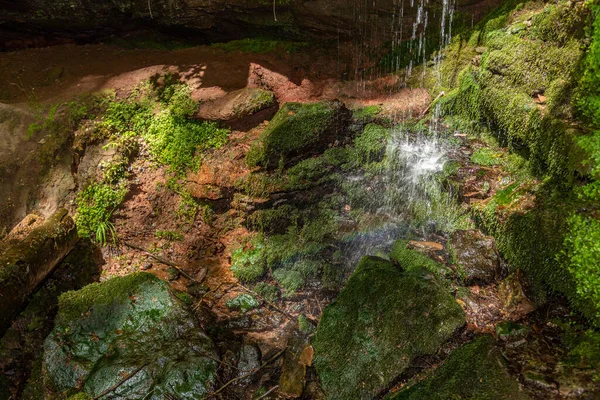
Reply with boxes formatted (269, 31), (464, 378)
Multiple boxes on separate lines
(0, 0), (503, 47)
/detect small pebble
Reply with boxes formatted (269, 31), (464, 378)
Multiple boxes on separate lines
(141, 262), (153, 270)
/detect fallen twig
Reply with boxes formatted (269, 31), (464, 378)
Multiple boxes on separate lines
(93, 363), (148, 399)
(206, 349), (285, 399)
(420, 91), (446, 118)
(124, 241), (203, 284)
(255, 385), (279, 400)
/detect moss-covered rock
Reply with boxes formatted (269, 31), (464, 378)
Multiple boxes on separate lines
(0, 210), (78, 336)
(197, 88), (276, 121)
(246, 101), (351, 169)
(43, 273), (218, 399)
(313, 256), (465, 400)
(388, 335), (530, 399)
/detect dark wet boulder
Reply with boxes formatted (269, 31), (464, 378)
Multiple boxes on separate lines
(448, 229), (503, 284)
(388, 335), (530, 399)
(0, 209), (78, 336)
(313, 256), (465, 400)
(42, 272), (218, 399)
(246, 101), (351, 169)
(197, 88), (276, 121)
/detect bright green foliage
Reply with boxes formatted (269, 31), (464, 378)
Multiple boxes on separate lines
(211, 37), (308, 54)
(471, 147), (503, 166)
(145, 112), (228, 175)
(75, 182), (128, 242)
(313, 256), (465, 400)
(226, 294), (260, 312)
(561, 215), (600, 320)
(389, 336), (530, 400)
(574, 2), (600, 128)
(44, 273), (218, 399)
(246, 101), (348, 169)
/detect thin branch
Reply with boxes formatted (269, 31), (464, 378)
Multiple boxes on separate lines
(124, 241), (203, 284)
(420, 91), (445, 118)
(255, 385), (279, 400)
(205, 349), (285, 399)
(273, 0), (278, 22)
(148, 0), (154, 19)
(93, 363), (148, 399)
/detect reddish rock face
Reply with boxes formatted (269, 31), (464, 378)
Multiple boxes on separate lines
(0, 0), (503, 47)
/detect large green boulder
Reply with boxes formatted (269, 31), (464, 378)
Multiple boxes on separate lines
(42, 273), (218, 399)
(313, 256), (465, 400)
(388, 335), (530, 399)
(246, 101), (351, 169)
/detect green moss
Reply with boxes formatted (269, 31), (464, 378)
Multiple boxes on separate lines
(226, 294), (260, 312)
(471, 147), (503, 166)
(246, 101), (348, 169)
(211, 37), (308, 54)
(45, 272), (218, 399)
(253, 282), (279, 302)
(313, 256), (465, 400)
(155, 230), (184, 241)
(56, 272), (159, 325)
(298, 314), (315, 334)
(353, 123), (389, 163)
(352, 105), (382, 121)
(66, 393), (92, 400)
(390, 240), (452, 279)
(389, 336), (530, 400)
(231, 240), (267, 283)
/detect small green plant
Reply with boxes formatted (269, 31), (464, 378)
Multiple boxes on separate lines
(75, 182), (128, 244)
(155, 230), (184, 241)
(471, 147), (503, 166)
(95, 221), (117, 246)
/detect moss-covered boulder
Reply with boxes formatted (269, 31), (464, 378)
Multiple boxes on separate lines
(313, 256), (465, 400)
(246, 101), (351, 169)
(197, 88), (276, 121)
(388, 335), (530, 399)
(42, 273), (218, 399)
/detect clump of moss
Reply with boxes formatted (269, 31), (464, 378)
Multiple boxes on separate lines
(389, 336), (529, 399)
(226, 294), (260, 312)
(352, 105), (382, 122)
(246, 101), (350, 169)
(390, 240), (451, 279)
(313, 256), (464, 400)
(471, 147), (503, 166)
(253, 282), (279, 302)
(353, 123), (388, 163)
(231, 239), (268, 283)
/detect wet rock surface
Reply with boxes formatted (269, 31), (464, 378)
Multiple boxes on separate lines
(449, 229), (503, 284)
(197, 88), (277, 121)
(42, 273), (218, 399)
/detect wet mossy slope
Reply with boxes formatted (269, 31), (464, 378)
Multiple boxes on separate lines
(426, 0), (600, 326)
